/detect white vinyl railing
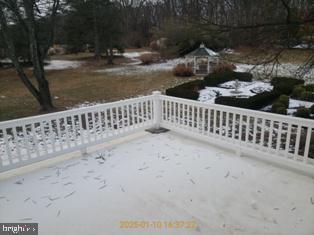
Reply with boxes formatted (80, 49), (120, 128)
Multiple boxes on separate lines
(159, 94), (314, 173)
(0, 95), (156, 172)
(0, 91), (313, 174)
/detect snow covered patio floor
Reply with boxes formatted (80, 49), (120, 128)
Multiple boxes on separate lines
(0, 131), (314, 235)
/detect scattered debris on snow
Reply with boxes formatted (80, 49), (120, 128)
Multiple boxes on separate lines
(1, 132), (314, 235)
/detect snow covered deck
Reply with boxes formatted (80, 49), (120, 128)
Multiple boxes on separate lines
(1, 131), (314, 235)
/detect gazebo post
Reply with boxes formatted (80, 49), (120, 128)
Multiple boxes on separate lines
(193, 56), (196, 74)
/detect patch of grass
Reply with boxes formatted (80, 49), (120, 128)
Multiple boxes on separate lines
(0, 66), (199, 121)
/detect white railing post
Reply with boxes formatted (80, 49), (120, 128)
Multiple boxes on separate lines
(152, 91), (162, 129)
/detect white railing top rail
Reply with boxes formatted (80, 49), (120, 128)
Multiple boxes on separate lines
(160, 95), (314, 127)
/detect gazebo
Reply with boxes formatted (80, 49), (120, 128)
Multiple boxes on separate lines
(185, 43), (219, 75)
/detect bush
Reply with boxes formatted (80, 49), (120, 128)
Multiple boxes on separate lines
(300, 91), (314, 102)
(173, 63), (194, 77)
(211, 62), (236, 74)
(149, 41), (159, 51)
(311, 105), (314, 114)
(295, 107), (311, 118)
(166, 80), (205, 100)
(277, 95), (289, 108)
(275, 106), (287, 115)
(271, 77), (304, 95)
(271, 102), (287, 115)
(270, 95), (289, 114)
(215, 91), (280, 110)
(204, 71), (253, 86)
(292, 85), (305, 98)
(139, 54), (154, 65)
(305, 84), (314, 92)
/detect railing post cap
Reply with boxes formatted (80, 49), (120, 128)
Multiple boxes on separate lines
(152, 91), (161, 95)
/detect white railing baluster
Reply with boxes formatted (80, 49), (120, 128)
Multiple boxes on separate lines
(213, 110), (217, 135)
(3, 129), (13, 165)
(207, 109), (211, 135)
(285, 124), (292, 157)
(232, 113), (236, 141)
(64, 117), (71, 148)
(303, 126), (312, 163)
(31, 123), (40, 157)
(245, 116), (250, 145)
(85, 113), (91, 142)
(202, 108), (207, 135)
(91, 111), (97, 140)
(78, 114), (84, 145)
(126, 105), (130, 129)
(219, 111), (223, 137)
(56, 118), (63, 151)
(12, 126), (22, 162)
(140, 101), (144, 126)
(239, 115), (243, 142)
(276, 122), (282, 154)
(252, 117), (257, 145)
(294, 125), (302, 160)
(260, 119), (266, 148)
(22, 125), (31, 159)
(121, 105), (125, 132)
(225, 112), (229, 138)
(70, 115), (78, 146)
(131, 103), (135, 128)
(268, 120), (274, 151)
(48, 120), (56, 153)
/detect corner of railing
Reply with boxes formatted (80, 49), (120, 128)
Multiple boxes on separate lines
(152, 91), (162, 128)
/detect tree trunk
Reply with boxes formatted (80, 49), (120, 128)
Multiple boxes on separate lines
(107, 47), (114, 65)
(92, 0), (101, 59)
(23, 0), (55, 112)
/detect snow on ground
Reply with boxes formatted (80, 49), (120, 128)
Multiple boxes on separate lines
(198, 80), (273, 104)
(220, 48), (238, 54)
(1, 59), (82, 70)
(44, 60), (82, 70)
(0, 131), (314, 235)
(262, 98), (314, 116)
(293, 44), (314, 49)
(97, 58), (185, 75)
(235, 63), (314, 82)
(287, 99), (314, 115)
(66, 100), (105, 110)
(97, 50), (185, 75)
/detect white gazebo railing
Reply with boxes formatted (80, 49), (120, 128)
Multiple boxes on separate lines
(1, 91), (313, 175)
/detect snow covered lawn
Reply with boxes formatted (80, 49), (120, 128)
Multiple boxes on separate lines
(96, 51), (187, 75)
(1, 132), (314, 235)
(198, 81), (273, 103)
(44, 60), (82, 70)
(287, 99), (314, 115)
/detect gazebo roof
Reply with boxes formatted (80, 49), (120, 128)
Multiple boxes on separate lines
(186, 43), (218, 57)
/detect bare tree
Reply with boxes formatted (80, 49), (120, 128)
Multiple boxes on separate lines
(0, 0), (60, 111)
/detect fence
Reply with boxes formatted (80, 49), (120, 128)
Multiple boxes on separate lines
(0, 95), (155, 172)
(159, 94), (314, 174)
(0, 91), (313, 174)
